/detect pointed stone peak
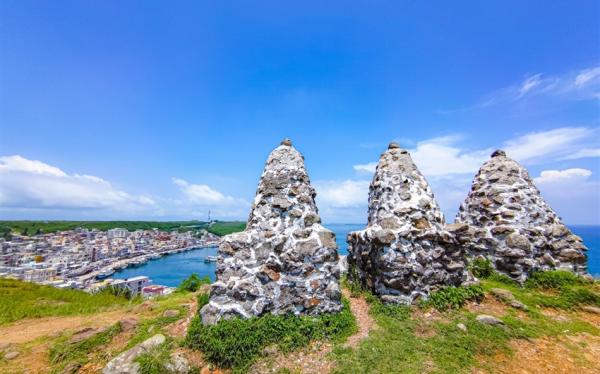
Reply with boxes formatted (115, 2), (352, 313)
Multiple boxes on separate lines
(248, 141), (319, 231)
(456, 153), (588, 280)
(491, 149), (507, 158)
(200, 140), (341, 324)
(368, 144), (444, 229)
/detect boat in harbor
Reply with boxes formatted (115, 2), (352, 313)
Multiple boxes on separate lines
(96, 268), (115, 279)
(203, 256), (218, 263)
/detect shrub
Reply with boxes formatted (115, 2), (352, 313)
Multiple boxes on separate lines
(525, 270), (584, 290)
(136, 341), (172, 374)
(469, 257), (494, 278)
(185, 299), (356, 373)
(178, 273), (211, 292)
(197, 292), (210, 310)
(423, 285), (485, 311)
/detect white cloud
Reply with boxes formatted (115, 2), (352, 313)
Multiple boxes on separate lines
(559, 148), (600, 160)
(172, 178), (231, 204)
(0, 155), (155, 212)
(475, 65), (600, 108)
(410, 136), (491, 176)
(353, 162), (377, 173)
(575, 66), (600, 87)
(533, 168), (599, 225)
(533, 168), (592, 184)
(503, 127), (598, 163)
(315, 180), (370, 208)
(518, 73), (544, 97)
(171, 178), (250, 219)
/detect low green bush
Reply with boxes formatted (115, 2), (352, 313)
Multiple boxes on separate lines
(177, 273), (211, 292)
(525, 270), (584, 290)
(423, 285), (485, 311)
(185, 299), (356, 373)
(469, 257), (494, 278)
(197, 292), (210, 310)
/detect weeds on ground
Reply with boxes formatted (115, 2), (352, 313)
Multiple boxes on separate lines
(135, 339), (173, 374)
(48, 322), (122, 373)
(421, 285), (485, 311)
(0, 278), (134, 325)
(185, 298), (356, 373)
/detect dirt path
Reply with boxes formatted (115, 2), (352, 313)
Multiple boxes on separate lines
(0, 309), (135, 344)
(343, 288), (375, 348)
(250, 290), (376, 374)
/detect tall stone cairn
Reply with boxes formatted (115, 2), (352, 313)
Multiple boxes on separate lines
(347, 142), (469, 304)
(455, 150), (588, 283)
(200, 139), (342, 325)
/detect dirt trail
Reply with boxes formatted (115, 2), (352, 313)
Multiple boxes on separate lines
(250, 289), (376, 374)
(0, 309), (135, 344)
(343, 288), (375, 348)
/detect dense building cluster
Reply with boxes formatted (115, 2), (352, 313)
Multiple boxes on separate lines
(0, 228), (218, 290)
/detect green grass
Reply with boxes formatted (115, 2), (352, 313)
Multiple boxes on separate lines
(0, 278), (135, 325)
(185, 299), (356, 373)
(207, 221), (246, 236)
(48, 322), (122, 373)
(177, 273), (211, 293)
(332, 279), (600, 374)
(421, 285), (485, 311)
(136, 339), (174, 374)
(479, 271), (600, 310)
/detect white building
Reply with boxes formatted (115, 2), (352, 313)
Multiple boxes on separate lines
(107, 228), (129, 239)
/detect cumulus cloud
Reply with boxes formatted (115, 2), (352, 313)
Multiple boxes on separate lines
(0, 155), (155, 212)
(533, 168), (592, 184)
(533, 168), (599, 224)
(171, 178), (249, 219)
(315, 180), (370, 208)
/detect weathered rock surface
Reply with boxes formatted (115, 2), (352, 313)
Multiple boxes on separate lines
(200, 139), (342, 325)
(102, 334), (165, 374)
(476, 314), (504, 325)
(456, 150), (588, 283)
(489, 288), (527, 310)
(347, 142), (470, 304)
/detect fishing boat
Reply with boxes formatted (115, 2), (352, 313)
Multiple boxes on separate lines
(203, 256), (218, 263)
(96, 268), (115, 279)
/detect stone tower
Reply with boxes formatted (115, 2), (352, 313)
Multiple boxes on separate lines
(347, 142), (468, 304)
(456, 150), (588, 282)
(200, 139), (342, 325)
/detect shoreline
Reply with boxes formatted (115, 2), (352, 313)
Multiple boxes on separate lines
(78, 243), (219, 284)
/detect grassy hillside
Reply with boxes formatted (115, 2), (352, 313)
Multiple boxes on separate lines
(0, 220), (246, 238)
(0, 278), (135, 325)
(207, 221), (246, 236)
(0, 220), (209, 237)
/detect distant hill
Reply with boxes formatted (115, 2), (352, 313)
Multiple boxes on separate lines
(0, 220), (246, 238)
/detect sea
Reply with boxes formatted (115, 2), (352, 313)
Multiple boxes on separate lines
(110, 224), (600, 287)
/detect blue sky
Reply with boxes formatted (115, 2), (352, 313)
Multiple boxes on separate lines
(1, 1), (599, 224)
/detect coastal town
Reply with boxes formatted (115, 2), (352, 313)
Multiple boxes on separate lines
(0, 227), (221, 297)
